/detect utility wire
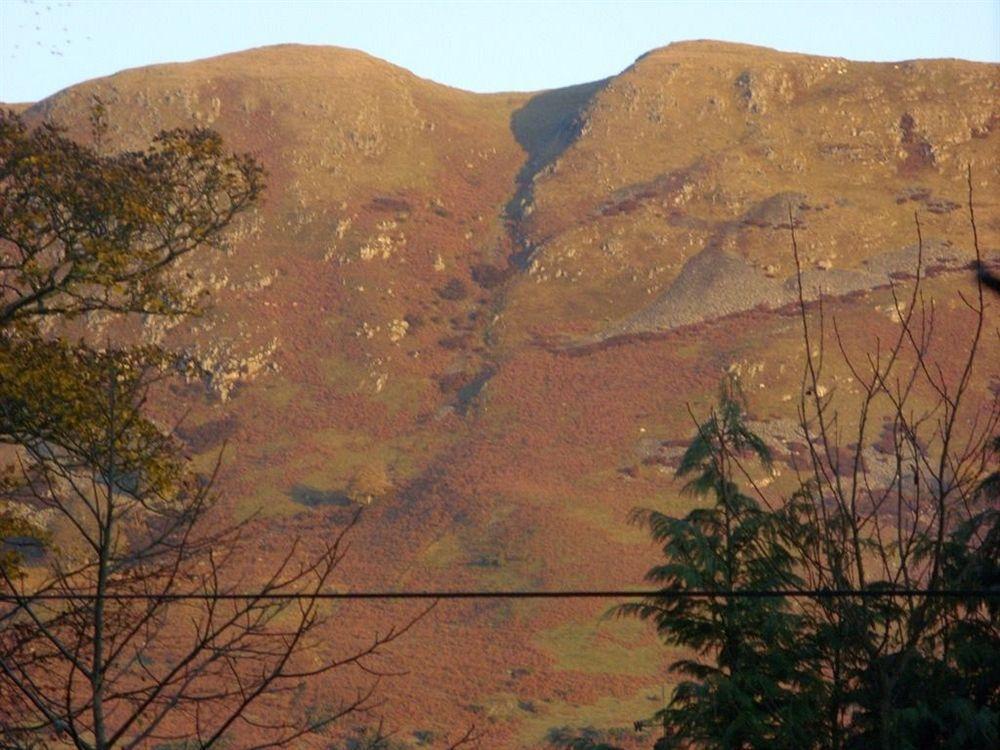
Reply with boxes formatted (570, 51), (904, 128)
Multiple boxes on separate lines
(1, 588), (996, 602)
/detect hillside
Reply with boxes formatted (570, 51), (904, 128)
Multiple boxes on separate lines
(9, 41), (999, 748)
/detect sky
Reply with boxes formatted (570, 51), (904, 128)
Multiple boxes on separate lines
(1, 0), (998, 103)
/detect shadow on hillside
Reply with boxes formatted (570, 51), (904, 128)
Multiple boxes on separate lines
(289, 484), (352, 508)
(174, 415), (239, 454)
(506, 78), (610, 264)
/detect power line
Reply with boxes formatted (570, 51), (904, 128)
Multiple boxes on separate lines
(1, 588), (996, 602)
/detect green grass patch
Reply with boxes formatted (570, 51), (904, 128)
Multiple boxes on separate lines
(533, 619), (663, 677)
(560, 499), (649, 547)
(515, 689), (666, 748)
(235, 473), (297, 522)
(418, 531), (464, 568)
(258, 376), (304, 411)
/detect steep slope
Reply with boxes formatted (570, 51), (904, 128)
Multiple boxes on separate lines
(499, 40), (997, 345)
(22, 43), (530, 507)
(8, 42), (998, 749)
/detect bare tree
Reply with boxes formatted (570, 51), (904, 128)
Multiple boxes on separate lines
(0, 104), (263, 576)
(778, 169), (998, 747)
(622, 172), (997, 749)
(0, 108), (429, 749)
(0, 350), (427, 749)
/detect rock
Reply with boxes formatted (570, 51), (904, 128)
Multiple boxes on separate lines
(388, 318), (409, 342)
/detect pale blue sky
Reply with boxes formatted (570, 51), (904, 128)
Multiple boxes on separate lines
(2, 0), (998, 103)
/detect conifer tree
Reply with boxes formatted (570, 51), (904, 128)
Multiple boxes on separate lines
(617, 378), (818, 749)
(623, 185), (997, 749)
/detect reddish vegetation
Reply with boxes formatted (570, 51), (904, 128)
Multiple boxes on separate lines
(7, 41), (997, 748)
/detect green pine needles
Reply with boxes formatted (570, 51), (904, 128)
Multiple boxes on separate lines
(620, 375), (998, 750)
(617, 378), (818, 749)
(621, 185), (998, 749)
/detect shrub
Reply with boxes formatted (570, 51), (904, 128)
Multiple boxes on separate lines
(347, 462), (393, 505)
(437, 277), (468, 301)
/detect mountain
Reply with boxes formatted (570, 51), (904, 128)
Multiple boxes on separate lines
(9, 41), (998, 748)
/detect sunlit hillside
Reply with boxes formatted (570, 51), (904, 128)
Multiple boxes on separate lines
(6, 40), (998, 748)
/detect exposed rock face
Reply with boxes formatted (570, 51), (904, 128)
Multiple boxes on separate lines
(499, 41), (997, 351)
(597, 236), (986, 340)
(8, 41), (997, 749)
(177, 337), (280, 402)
